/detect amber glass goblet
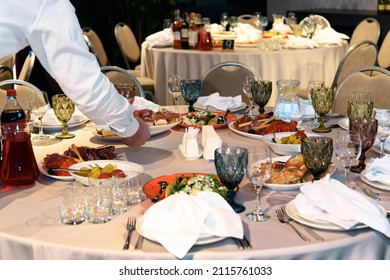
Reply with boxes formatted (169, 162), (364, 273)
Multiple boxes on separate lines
(52, 94), (75, 139)
(311, 87), (334, 133)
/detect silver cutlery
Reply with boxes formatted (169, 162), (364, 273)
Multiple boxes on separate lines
(281, 206), (324, 241)
(234, 235), (252, 250)
(135, 234), (144, 250)
(123, 217), (136, 250)
(151, 181), (168, 203)
(276, 208), (310, 242)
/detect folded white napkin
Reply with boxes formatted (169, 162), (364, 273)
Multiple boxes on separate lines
(285, 36), (319, 49)
(41, 108), (86, 126)
(362, 155), (390, 185)
(209, 23), (225, 33)
(196, 92), (242, 111)
(142, 28), (173, 48)
(137, 191), (243, 259)
(271, 23), (292, 34)
(202, 125), (222, 160)
(235, 23), (262, 43)
(313, 27), (349, 46)
(132, 96), (159, 111)
(294, 175), (390, 237)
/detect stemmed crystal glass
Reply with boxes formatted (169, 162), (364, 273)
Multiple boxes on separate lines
(259, 16), (269, 31)
(301, 136), (333, 180)
(307, 81), (325, 128)
(245, 146), (271, 222)
(375, 109), (390, 158)
(220, 12), (229, 31)
(311, 87), (334, 133)
(168, 74), (183, 113)
(303, 16), (317, 39)
(251, 80), (272, 114)
(180, 79), (201, 112)
(30, 90), (51, 141)
(52, 94), (75, 139)
(214, 146), (248, 213)
(242, 74), (256, 117)
(335, 131), (361, 186)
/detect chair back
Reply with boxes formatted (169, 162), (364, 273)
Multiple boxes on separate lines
(332, 66), (390, 115)
(101, 66), (145, 99)
(114, 22), (141, 69)
(378, 30), (390, 70)
(0, 79), (41, 111)
(237, 15), (261, 29)
(0, 65), (13, 90)
(18, 50), (35, 82)
(200, 61), (260, 104)
(331, 40), (377, 89)
(82, 27), (110, 66)
(349, 17), (380, 46)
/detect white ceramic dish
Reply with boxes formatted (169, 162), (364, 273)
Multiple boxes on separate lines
(360, 173), (390, 192)
(69, 160), (144, 185)
(338, 117), (384, 132)
(262, 132), (320, 155)
(227, 122), (265, 140)
(285, 200), (371, 231)
(34, 119), (88, 131)
(38, 160), (75, 181)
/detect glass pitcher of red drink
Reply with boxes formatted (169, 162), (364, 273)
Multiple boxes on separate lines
(1, 122), (39, 186)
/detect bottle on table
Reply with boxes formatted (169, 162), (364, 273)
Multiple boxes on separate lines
(188, 13), (199, 49)
(385, 0), (390, 14)
(180, 12), (189, 49)
(378, 0), (386, 14)
(0, 89), (26, 125)
(172, 9), (183, 49)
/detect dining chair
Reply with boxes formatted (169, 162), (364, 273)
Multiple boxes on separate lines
(82, 27), (110, 67)
(18, 50), (36, 82)
(0, 79), (41, 111)
(377, 30), (390, 70)
(332, 66), (390, 116)
(101, 65), (153, 101)
(200, 61), (261, 104)
(237, 14), (261, 29)
(349, 18), (380, 46)
(330, 40), (377, 90)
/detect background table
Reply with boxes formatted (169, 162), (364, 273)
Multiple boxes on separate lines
(141, 43), (348, 106)
(0, 109), (389, 260)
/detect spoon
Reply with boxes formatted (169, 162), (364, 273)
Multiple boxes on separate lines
(47, 167), (91, 175)
(217, 109), (230, 124)
(151, 181), (168, 203)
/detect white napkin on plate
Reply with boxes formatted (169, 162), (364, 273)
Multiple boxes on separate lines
(313, 27), (349, 46)
(41, 108), (86, 125)
(285, 36), (319, 49)
(294, 175), (390, 237)
(362, 155), (390, 185)
(132, 96), (159, 111)
(142, 28), (173, 48)
(137, 191), (243, 259)
(196, 92), (242, 111)
(235, 23), (262, 43)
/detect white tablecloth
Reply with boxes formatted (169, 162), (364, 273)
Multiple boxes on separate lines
(141, 42), (348, 106)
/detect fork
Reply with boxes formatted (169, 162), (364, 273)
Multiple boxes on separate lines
(275, 208), (310, 242)
(274, 161), (286, 172)
(281, 206), (324, 241)
(234, 234), (252, 250)
(123, 217), (136, 250)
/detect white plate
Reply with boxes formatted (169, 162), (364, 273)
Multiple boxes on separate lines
(194, 102), (247, 113)
(228, 122), (265, 140)
(285, 44), (312, 49)
(235, 43), (259, 48)
(38, 160), (74, 181)
(69, 160), (144, 185)
(360, 173), (390, 192)
(285, 200), (370, 231)
(136, 223), (226, 246)
(34, 119), (89, 131)
(262, 132), (321, 155)
(264, 156), (336, 191)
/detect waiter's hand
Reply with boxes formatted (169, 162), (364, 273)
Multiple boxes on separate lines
(122, 117), (151, 147)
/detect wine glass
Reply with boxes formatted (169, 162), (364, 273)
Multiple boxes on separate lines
(168, 74), (183, 113)
(214, 146), (248, 213)
(180, 79), (201, 112)
(311, 87), (334, 133)
(286, 12), (297, 29)
(375, 109), (390, 158)
(301, 136), (333, 181)
(303, 16), (317, 39)
(242, 74), (256, 117)
(52, 94), (75, 139)
(259, 16), (269, 31)
(30, 90), (51, 141)
(220, 12), (229, 31)
(228, 16), (238, 31)
(349, 118), (378, 173)
(115, 83), (136, 104)
(251, 80), (272, 114)
(334, 131), (361, 186)
(245, 146), (271, 222)
(307, 81), (325, 128)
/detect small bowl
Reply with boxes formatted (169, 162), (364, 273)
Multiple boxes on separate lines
(69, 160), (144, 185)
(262, 132), (320, 155)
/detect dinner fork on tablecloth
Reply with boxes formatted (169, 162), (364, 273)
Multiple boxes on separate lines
(123, 217), (136, 250)
(275, 208), (310, 242)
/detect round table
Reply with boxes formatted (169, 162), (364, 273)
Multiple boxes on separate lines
(141, 42), (348, 106)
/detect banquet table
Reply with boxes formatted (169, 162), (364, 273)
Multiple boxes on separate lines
(141, 42), (348, 107)
(0, 106), (389, 260)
